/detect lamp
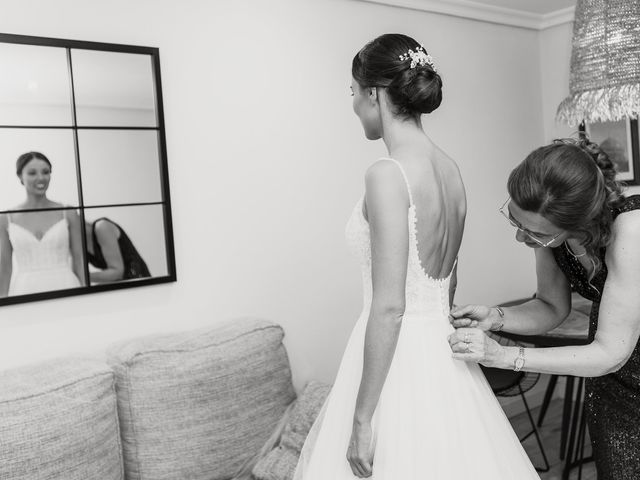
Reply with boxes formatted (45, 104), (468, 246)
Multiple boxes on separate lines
(557, 0), (640, 126)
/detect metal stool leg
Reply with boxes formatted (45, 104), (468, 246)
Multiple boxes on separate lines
(560, 376), (575, 460)
(577, 405), (587, 480)
(537, 374), (558, 427)
(519, 385), (550, 472)
(563, 378), (584, 480)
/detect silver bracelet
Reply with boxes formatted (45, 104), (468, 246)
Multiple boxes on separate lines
(490, 306), (505, 331)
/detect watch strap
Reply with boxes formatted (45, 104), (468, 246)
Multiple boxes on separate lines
(513, 346), (525, 372)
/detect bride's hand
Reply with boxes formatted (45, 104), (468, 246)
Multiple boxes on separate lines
(449, 304), (494, 331)
(447, 327), (506, 368)
(347, 421), (374, 478)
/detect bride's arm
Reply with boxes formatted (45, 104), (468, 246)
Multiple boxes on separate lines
(347, 160), (410, 476)
(353, 161), (409, 424)
(0, 215), (13, 297)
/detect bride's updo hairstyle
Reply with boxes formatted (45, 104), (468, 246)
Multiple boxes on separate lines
(352, 33), (442, 119)
(507, 137), (625, 274)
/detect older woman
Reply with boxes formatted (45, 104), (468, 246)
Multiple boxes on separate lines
(449, 138), (640, 480)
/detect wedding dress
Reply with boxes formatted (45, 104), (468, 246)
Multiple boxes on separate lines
(7, 212), (81, 295)
(293, 158), (540, 479)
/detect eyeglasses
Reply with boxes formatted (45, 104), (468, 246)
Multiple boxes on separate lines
(499, 198), (562, 247)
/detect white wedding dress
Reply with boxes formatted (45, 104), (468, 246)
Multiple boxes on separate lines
(7, 212), (81, 295)
(293, 158), (540, 479)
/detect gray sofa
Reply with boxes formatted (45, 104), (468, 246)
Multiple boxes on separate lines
(0, 318), (298, 480)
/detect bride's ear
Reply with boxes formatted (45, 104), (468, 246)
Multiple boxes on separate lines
(368, 87), (378, 104)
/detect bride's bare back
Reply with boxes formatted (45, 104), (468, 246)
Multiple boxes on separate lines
(364, 145), (466, 281)
(404, 147), (466, 279)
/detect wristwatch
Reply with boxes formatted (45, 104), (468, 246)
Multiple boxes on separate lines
(513, 346), (525, 372)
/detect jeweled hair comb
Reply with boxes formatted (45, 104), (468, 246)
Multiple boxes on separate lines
(398, 45), (436, 71)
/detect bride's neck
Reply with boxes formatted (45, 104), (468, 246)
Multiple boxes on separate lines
(383, 116), (428, 149)
(23, 195), (50, 208)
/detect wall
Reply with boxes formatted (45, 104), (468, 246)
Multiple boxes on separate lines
(0, 0), (548, 389)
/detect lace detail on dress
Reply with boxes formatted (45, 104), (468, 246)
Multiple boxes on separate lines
(7, 214), (81, 295)
(344, 157), (455, 319)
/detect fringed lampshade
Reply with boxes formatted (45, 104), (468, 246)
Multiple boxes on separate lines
(556, 0), (640, 126)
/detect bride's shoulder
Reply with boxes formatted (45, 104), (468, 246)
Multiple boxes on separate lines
(366, 158), (400, 173)
(364, 159), (406, 190)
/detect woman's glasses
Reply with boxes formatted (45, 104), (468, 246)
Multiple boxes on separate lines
(499, 198), (562, 247)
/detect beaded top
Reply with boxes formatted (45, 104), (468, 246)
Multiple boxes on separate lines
(552, 194), (640, 478)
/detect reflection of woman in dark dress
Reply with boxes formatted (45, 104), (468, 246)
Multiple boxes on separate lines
(448, 138), (640, 479)
(84, 217), (150, 283)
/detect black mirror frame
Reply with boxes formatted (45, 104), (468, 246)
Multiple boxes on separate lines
(0, 32), (176, 306)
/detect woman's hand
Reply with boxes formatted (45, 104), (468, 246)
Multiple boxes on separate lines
(449, 304), (494, 331)
(347, 421), (374, 478)
(448, 327), (506, 368)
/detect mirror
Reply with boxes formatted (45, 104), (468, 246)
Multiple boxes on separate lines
(0, 33), (176, 305)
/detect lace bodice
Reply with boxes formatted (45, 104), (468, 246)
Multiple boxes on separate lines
(8, 217), (73, 273)
(345, 159), (454, 320)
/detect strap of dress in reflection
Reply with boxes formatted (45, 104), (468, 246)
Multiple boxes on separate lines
(87, 217), (151, 279)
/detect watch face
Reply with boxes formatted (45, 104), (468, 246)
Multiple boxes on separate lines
(515, 358), (525, 369)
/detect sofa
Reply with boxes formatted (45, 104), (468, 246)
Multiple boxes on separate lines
(0, 318), (329, 480)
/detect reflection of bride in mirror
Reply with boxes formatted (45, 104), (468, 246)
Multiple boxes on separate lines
(84, 217), (151, 283)
(0, 151), (85, 297)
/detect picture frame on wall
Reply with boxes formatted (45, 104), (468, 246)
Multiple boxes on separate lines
(583, 118), (640, 186)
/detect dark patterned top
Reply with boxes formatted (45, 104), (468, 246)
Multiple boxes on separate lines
(87, 218), (151, 280)
(551, 194), (640, 480)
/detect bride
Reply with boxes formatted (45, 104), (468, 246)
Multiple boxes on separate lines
(0, 151), (84, 297)
(293, 34), (540, 479)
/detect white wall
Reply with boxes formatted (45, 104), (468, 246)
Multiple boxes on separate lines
(0, 0), (553, 389)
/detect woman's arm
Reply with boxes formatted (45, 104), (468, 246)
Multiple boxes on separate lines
(0, 215), (13, 297)
(347, 161), (409, 477)
(89, 220), (124, 283)
(448, 261), (458, 308)
(354, 161), (408, 423)
(498, 246), (572, 334)
(67, 210), (86, 286)
(452, 211), (640, 377)
(451, 246), (572, 335)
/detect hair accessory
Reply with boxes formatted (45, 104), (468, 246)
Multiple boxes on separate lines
(398, 45), (436, 71)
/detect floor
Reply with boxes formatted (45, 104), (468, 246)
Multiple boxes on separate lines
(507, 398), (596, 480)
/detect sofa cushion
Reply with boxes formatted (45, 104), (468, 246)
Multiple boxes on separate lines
(0, 357), (123, 480)
(252, 381), (331, 480)
(106, 317), (296, 480)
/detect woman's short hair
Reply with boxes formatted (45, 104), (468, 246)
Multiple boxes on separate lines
(16, 151), (52, 177)
(507, 137), (625, 274)
(352, 33), (442, 119)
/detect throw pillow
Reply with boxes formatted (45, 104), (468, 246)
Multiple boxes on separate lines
(252, 380), (331, 480)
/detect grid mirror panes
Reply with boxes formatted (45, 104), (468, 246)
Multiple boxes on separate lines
(0, 33), (176, 306)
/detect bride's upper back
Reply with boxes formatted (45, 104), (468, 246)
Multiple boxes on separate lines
(385, 147), (466, 280)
